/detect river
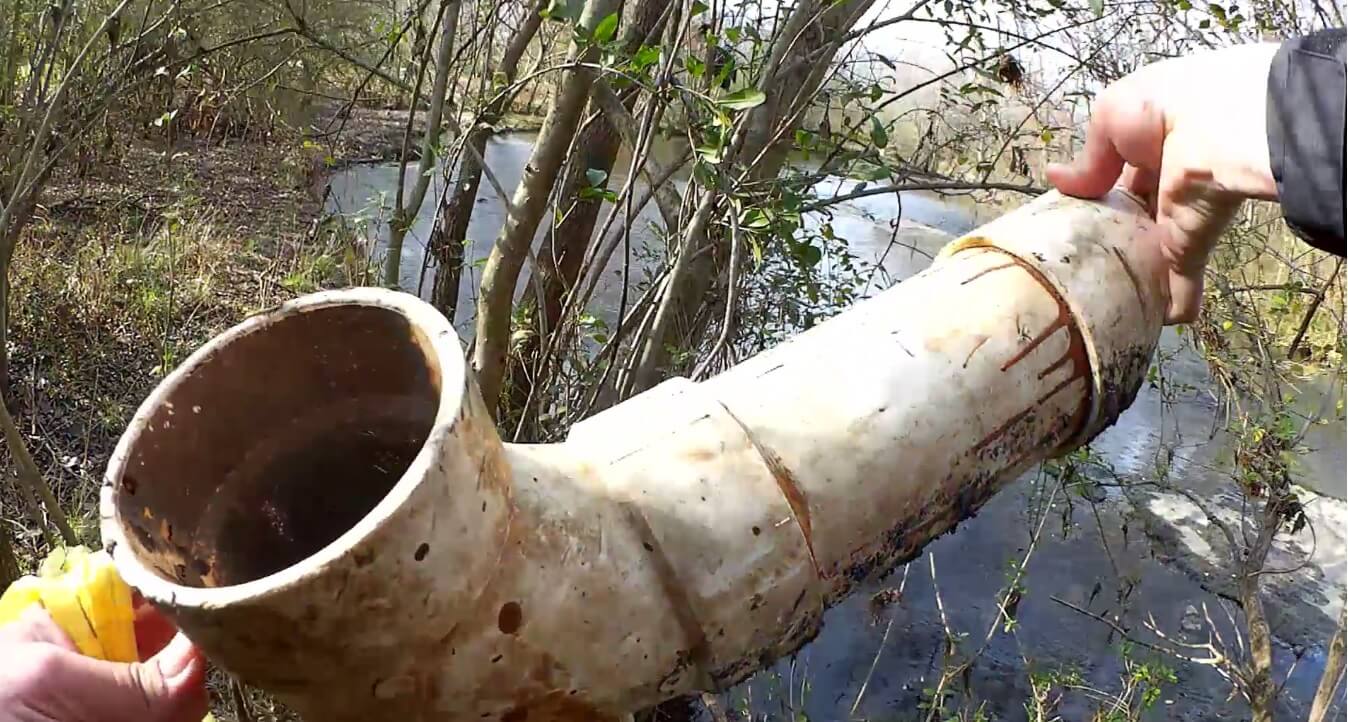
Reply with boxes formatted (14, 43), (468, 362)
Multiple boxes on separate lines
(326, 132), (1345, 721)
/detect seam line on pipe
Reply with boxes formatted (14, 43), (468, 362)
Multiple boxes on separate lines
(714, 401), (824, 581)
(1111, 246), (1148, 310)
(617, 501), (712, 691)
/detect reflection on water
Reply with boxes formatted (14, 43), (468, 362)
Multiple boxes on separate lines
(326, 134), (1345, 721)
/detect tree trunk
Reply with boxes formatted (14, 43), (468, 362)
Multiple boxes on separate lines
(1, 0), (24, 109)
(1241, 502), (1281, 722)
(627, 0), (876, 393)
(509, 112), (621, 403)
(0, 204), (30, 395)
(472, 0), (622, 413)
(1309, 608), (1346, 722)
(504, 0), (667, 427)
(743, 0), (878, 179)
(0, 261), (9, 396)
(383, 0), (462, 288)
(429, 0), (546, 320)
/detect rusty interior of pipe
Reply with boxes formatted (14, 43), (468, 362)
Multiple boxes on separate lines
(111, 304), (442, 589)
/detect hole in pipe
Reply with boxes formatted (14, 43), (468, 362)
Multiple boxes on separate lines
(113, 304), (442, 588)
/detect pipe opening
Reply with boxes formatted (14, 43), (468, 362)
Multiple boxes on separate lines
(112, 303), (442, 589)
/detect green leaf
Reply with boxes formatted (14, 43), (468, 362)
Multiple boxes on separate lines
(725, 26), (741, 42)
(713, 56), (737, 89)
(690, 0), (709, 15)
(869, 117), (889, 149)
(741, 208), (771, 229)
(685, 55), (706, 78)
(794, 128), (813, 149)
(593, 11), (619, 43)
(695, 144), (723, 164)
(869, 83), (884, 101)
(855, 163), (890, 181)
(958, 82), (1004, 98)
(585, 168), (609, 188)
(796, 243), (822, 267)
(715, 88), (766, 111)
(1089, 0), (1103, 15)
(1221, 319), (1234, 331)
(1040, 128), (1053, 143)
(541, 0), (581, 22)
(631, 45), (661, 70)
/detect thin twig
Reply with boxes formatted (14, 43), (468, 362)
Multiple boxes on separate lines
(692, 209), (743, 380)
(1287, 257), (1343, 359)
(230, 677), (254, 722)
(851, 564), (912, 716)
(1051, 595), (1226, 668)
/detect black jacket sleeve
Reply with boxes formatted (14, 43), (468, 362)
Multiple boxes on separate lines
(1266, 28), (1345, 255)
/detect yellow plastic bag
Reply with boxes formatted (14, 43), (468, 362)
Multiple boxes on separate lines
(0, 545), (138, 662)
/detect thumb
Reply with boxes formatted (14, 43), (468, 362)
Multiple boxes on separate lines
(43, 632), (208, 722)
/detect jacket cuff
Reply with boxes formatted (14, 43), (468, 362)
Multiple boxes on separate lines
(1266, 29), (1346, 255)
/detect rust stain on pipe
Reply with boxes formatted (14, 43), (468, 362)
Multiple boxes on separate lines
(959, 259), (1018, 285)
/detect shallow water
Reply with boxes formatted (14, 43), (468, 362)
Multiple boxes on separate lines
(326, 135), (1345, 720)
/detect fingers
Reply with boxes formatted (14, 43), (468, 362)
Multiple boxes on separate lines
(0, 606), (79, 651)
(1153, 135), (1247, 325)
(1, 605), (207, 722)
(36, 631), (208, 722)
(1165, 269), (1204, 324)
(1047, 83), (1142, 198)
(1119, 164), (1159, 214)
(1046, 98), (1128, 199)
(1049, 77), (1169, 200)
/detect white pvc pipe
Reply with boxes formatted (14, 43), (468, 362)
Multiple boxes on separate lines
(101, 189), (1165, 721)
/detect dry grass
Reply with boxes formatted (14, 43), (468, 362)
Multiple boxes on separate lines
(1, 131), (371, 719)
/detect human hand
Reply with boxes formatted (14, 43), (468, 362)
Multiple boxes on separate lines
(1047, 42), (1281, 323)
(0, 600), (207, 722)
